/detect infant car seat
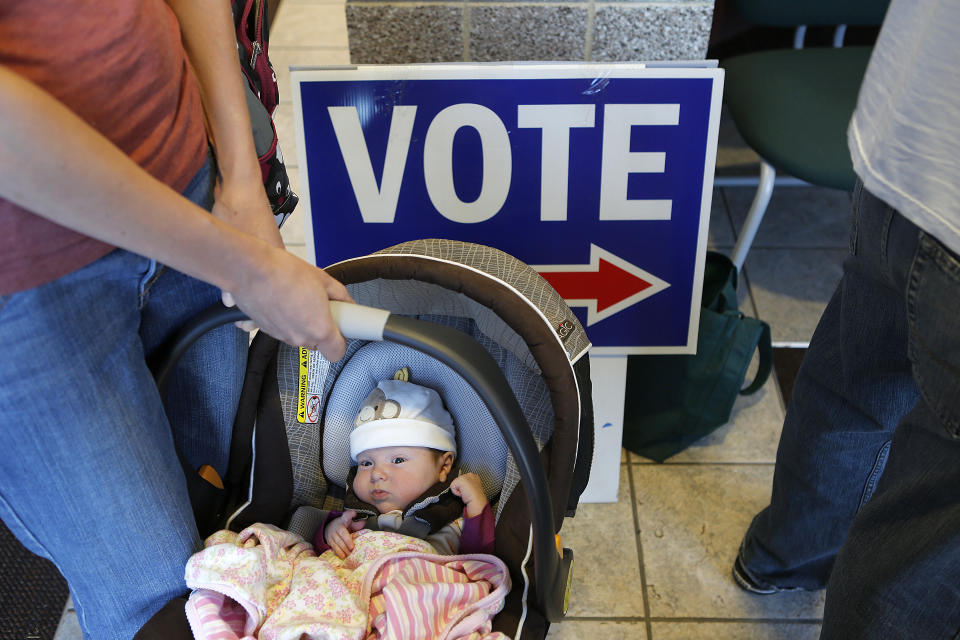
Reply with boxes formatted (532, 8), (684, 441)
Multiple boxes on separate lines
(150, 239), (594, 640)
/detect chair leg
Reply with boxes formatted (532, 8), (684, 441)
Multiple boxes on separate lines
(730, 160), (776, 271)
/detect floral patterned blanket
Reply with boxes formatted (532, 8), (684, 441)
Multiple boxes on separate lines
(184, 523), (511, 640)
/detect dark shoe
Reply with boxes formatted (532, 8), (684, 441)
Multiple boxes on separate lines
(732, 554), (785, 595)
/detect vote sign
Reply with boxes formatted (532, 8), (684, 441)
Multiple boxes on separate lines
(292, 64), (723, 354)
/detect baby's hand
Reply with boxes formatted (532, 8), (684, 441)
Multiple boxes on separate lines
(324, 510), (366, 559)
(450, 473), (488, 518)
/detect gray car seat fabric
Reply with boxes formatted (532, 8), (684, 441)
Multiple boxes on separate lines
(277, 338), (365, 509)
(287, 504), (328, 542)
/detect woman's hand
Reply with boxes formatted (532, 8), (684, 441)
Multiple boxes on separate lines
(228, 244), (354, 361)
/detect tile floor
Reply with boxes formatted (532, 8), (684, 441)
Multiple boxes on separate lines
(56, 1), (852, 637)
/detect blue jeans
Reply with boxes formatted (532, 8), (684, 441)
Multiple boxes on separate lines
(0, 157), (247, 639)
(738, 182), (960, 639)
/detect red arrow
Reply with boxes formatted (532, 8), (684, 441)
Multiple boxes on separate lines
(534, 245), (669, 325)
(540, 259), (652, 312)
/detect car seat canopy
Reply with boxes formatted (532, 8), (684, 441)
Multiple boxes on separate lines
(343, 238), (591, 366)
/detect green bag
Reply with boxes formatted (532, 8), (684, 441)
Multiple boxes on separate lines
(622, 252), (773, 462)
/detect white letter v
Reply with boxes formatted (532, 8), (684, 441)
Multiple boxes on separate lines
(328, 105), (417, 223)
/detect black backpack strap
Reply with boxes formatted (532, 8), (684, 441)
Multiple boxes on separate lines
(740, 321), (773, 395)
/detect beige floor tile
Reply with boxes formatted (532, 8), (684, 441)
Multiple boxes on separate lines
(744, 248), (844, 345)
(632, 464), (825, 620)
(271, 3), (349, 49)
(546, 620), (648, 639)
(736, 268), (760, 317)
(630, 375), (785, 464)
(651, 621), (821, 640)
(271, 47), (353, 103)
(561, 466), (646, 617)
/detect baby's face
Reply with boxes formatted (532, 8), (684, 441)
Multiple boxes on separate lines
(353, 446), (453, 514)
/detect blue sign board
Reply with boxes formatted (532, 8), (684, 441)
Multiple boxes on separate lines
(292, 64), (723, 354)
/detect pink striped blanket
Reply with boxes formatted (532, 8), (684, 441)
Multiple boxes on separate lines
(184, 523), (511, 640)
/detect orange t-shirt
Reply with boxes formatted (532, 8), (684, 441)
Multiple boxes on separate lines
(0, 1), (207, 294)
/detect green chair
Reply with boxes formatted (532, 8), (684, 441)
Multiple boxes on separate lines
(721, 0), (889, 271)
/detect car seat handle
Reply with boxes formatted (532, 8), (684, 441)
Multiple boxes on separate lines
(153, 301), (389, 390)
(329, 300), (391, 341)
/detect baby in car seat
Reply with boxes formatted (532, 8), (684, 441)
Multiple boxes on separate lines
(184, 376), (510, 638)
(315, 378), (496, 557)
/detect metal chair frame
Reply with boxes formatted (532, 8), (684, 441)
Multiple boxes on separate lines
(724, 24), (850, 271)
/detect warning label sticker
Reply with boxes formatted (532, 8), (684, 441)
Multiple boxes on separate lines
(296, 347), (325, 423)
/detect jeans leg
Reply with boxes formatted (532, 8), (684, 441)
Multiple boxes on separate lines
(738, 183), (920, 590)
(140, 266), (247, 478)
(0, 251), (203, 639)
(0, 155), (246, 639)
(821, 220), (960, 639)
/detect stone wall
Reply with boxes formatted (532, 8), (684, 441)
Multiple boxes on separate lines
(346, 1), (715, 64)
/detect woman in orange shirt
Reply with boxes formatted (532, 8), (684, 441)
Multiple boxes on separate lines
(0, 2), (349, 636)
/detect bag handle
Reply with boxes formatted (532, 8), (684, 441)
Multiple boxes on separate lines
(740, 320), (773, 395)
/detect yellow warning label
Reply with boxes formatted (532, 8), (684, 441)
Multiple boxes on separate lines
(297, 347), (309, 423)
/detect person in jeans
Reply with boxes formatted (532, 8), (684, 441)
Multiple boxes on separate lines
(0, 1), (350, 637)
(733, 2), (960, 638)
